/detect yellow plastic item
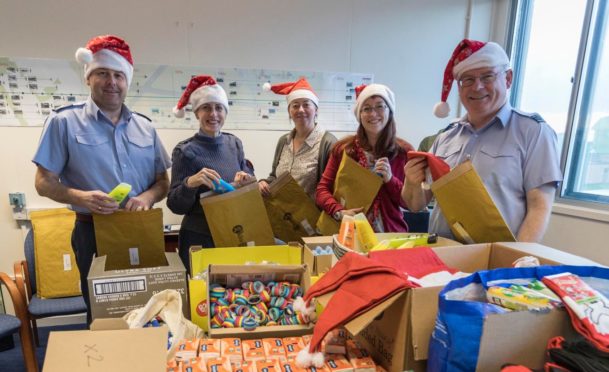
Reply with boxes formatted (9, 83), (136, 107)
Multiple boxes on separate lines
(30, 208), (81, 298)
(353, 213), (378, 253)
(486, 286), (555, 311)
(108, 182), (132, 204)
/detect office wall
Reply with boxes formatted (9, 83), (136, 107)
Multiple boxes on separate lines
(0, 0), (503, 274)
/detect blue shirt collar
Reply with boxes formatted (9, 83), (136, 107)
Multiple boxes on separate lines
(84, 96), (132, 124)
(458, 101), (512, 132)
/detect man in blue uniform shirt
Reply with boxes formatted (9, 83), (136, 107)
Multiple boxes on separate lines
(32, 35), (171, 323)
(402, 39), (562, 242)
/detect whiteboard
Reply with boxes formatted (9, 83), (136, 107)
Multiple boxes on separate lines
(0, 56), (373, 131)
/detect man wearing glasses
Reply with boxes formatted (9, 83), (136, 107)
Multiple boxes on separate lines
(402, 39), (562, 242)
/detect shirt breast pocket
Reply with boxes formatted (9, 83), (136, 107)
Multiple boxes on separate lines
(478, 146), (522, 186)
(127, 133), (155, 164)
(75, 133), (110, 156)
(435, 144), (462, 165)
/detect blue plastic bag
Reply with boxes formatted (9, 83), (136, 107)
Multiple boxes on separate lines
(427, 265), (609, 372)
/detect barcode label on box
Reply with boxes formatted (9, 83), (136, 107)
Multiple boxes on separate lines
(92, 276), (147, 296)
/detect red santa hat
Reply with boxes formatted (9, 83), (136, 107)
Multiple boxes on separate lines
(75, 35), (134, 86)
(407, 151), (451, 181)
(293, 252), (417, 368)
(433, 39), (510, 118)
(353, 83), (396, 119)
(173, 75), (229, 118)
(262, 77), (319, 107)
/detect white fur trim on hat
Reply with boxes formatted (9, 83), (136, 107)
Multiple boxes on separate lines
(353, 83), (395, 119)
(82, 48), (134, 86)
(287, 89), (319, 107)
(173, 106), (185, 119)
(452, 42), (510, 79)
(433, 101), (450, 118)
(262, 82), (272, 91)
(190, 84), (229, 114)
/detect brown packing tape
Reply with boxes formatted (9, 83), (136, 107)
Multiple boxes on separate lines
(431, 161), (516, 243)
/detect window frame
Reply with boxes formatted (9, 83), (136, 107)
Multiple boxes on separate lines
(508, 0), (609, 210)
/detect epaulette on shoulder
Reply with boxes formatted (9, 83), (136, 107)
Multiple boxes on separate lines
(133, 111), (152, 122)
(175, 137), (193, 148)
(52, 103), (84, 113)
(514, 109), (546, 124)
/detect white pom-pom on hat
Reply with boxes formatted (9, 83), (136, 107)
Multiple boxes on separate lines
(293, 296), (315, 317)
(296, 347), (325, 368)
(433, 101), (450, 118)
(173, 106), (185, 118)
(262, 82), (272, 91)
(75, 47), (93, 64)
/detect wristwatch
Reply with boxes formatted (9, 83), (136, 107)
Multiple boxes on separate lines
(333, 210), (343, 221)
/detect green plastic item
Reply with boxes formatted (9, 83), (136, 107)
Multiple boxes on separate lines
(108, 182), (132, 203)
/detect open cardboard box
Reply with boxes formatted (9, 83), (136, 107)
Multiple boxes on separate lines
(88, 252), (188, 320)
(207, 264), (314, 339)
(189, 245), (303, 331)
(43, 318), (167, 372)
(303, 233), (461, 276)
(316, 242), (600, 372)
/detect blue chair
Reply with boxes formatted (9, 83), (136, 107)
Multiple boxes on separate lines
(0, 271), (38, 371)
(13, 229), (87, 346)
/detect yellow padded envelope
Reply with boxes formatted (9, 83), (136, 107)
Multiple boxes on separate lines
(316, 151), (383, 235)
(431, 161), (516, 243)
(201, 182), (275, 247)
(30, 208), (81, 298)
(94, 208), (167, 270)
(263, 173), (321, 242)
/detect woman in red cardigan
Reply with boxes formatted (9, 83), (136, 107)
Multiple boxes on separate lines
(315, 83), (414, 232)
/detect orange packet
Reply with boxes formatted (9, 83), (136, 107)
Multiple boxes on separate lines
(325, 354), (353, 372)
(350, 357), (375, 372)
(206, 357), (232, 372)
(199, 338), (221, 361)
(283, 337), (305, 359)
(256, 359), (282, 372)
(280, 360), (308, 372)
(338, 216), (356, 249)
(220, 338), (243, 362)
(175, 338), (201, 361)
(181, 357), (207, 372)
(301, 334), (313, 346)
(233, 360), (256, 372)
(242, 339), (266, 362)
(263, 338), (287, 362)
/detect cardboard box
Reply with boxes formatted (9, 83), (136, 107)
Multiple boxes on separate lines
(303, 233), (461, 276)
(88, 252), (188, 320)
(207, 264), (314, 339)
(189, 245), (302, 331)
(302, 236), (335, 276)
(317, 242), (600, 372)
(43, 318), (167, 372)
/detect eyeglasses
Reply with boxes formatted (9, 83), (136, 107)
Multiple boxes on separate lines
(290, 101), (315, 110)
(199, 104), (225, 114)
(361, 104), (388, 115)
(458, 70), (506, 87)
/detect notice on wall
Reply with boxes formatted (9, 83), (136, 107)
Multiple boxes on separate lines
(0, 57), (372, 131)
